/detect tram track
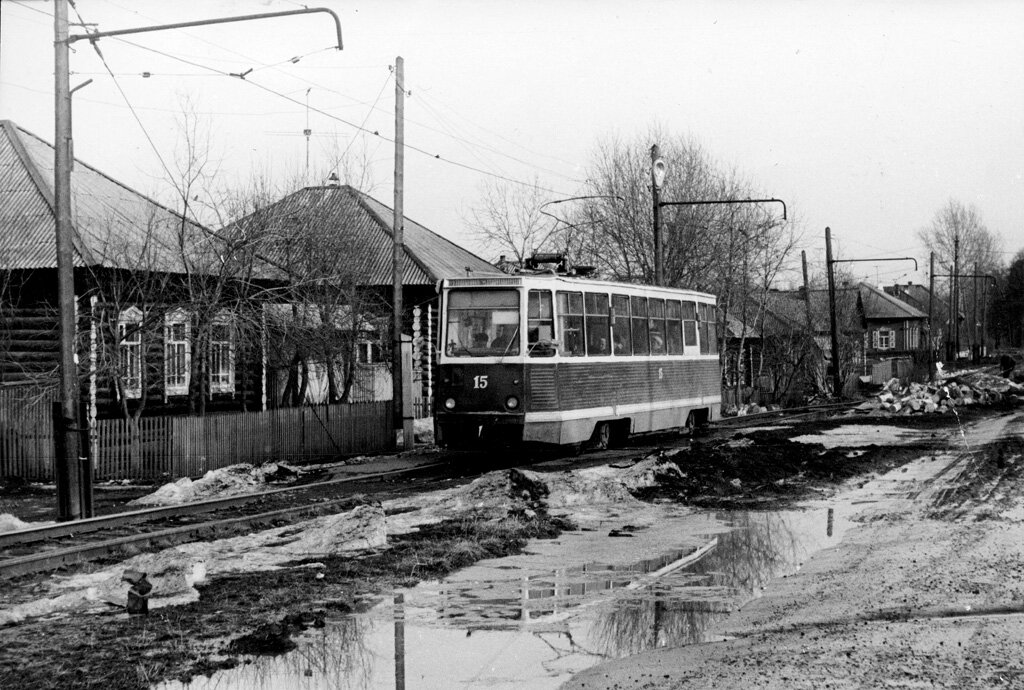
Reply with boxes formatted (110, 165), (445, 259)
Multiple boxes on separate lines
(0, 459), (454, 580)
(0, 403), (854, 581)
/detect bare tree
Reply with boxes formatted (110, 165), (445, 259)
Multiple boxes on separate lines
(918, 199), (1003, 352)
(464, 177), (561, 264)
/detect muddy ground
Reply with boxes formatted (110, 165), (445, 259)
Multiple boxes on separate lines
(568, 407), (1024, 689)
(0, 405), (1011, 690)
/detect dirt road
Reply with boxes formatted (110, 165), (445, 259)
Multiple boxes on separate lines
(565, 411), (1024, 689)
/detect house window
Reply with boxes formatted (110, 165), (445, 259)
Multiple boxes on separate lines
(164, 311), (191, 396)
(209, 318), (235, 394)
(873, 328), (895, 350)
(358, 341), (383, 364)
(118, 307), (143, 399)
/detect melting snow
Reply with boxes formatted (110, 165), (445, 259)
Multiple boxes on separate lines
(129, 463), (301, 506)
(790, 425), (929, 448)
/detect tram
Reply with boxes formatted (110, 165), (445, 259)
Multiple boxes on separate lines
(434, 263), (721, 449)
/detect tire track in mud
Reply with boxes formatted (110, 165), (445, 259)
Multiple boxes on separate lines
(921, 412), (1024, 520)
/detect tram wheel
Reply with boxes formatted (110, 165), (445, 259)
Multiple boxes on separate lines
(592, 421), (612, 450)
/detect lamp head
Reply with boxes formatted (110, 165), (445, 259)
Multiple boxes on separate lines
(652, 159), (666, 189)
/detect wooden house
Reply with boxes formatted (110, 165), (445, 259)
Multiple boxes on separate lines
(0, 120), (501, 421)
(193, 183), (503, 408)
(0, 119), (274, 419)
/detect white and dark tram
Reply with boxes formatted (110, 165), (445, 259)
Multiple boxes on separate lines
(435, 268), (721, 449)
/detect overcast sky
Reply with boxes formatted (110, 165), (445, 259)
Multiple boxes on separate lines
(2, 0), (1022, 287)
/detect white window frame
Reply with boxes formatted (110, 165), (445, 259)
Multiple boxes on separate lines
(164, 310), (191, 396)
(117, 306), (143, 399)
(873, 327), (895, 350)
(208, 314), (235, 394)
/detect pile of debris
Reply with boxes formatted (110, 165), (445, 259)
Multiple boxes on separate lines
(854, 370), (1024, 415)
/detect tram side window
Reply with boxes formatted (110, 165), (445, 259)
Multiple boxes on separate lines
(528, 290), (555, 357)
(585, 292), (611, 356)
(630, 296), (650, 355)
(666, 300), (683, 354)
(649, 299), (666, 354)
(612, 294), (631, 355)
(682, 301), (698, 349)
(705, 303), (719, 354)
(556, 291), (585, 357)
(699, 303), (719, 354)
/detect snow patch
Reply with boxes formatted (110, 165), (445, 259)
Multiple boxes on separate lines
(0, 504), (385, 626)
(129, 463), (300, 506)
(790, 426), (928, 448)
(0, 513), (50, 533)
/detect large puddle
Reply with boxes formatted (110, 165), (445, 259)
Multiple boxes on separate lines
(158, 505), (854, 690)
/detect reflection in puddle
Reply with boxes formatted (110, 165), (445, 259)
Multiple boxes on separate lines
(157, 508), (851, 690)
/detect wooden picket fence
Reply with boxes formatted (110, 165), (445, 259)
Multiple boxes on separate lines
(91, 401), (393, 481)
(0, 385), (57, 482)
(0, 397), (394, 482)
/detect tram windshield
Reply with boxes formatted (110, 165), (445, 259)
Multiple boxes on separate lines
(445, 290), (521, 357)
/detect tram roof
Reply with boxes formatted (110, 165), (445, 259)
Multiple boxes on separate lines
(442, 274), (716, 301)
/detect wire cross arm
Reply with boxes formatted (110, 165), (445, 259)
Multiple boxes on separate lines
(68, 7), (344, 50)
(933, 273), (997, 283)
(657, 197), (787, 221)
(830, 256), (918, 271)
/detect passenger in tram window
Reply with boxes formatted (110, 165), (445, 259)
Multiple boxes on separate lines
(490, 324), (519, 354)
(613, 330), (629, 355)
(472, 331), (489, 349)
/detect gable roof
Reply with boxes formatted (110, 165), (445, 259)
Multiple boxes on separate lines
(884, 282), (958, 320)
(763, 287), (863, 334)
(231, 185), (501, 287)
(0, 120), (207, 273)
(859, 282), (927, 320)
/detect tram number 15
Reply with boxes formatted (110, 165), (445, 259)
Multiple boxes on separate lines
(473, 375), (489, 389)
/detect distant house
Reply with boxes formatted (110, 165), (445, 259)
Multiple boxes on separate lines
(883, 281), (955, 355)
(859, 282), (927, 358)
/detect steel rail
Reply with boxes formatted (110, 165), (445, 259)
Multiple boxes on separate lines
(0, 461), (446, 550)
(0, 495), (363, 579)
(711, 401), (863, 428)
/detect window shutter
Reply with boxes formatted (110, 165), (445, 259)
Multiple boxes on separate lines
(872, 329), (879, 349)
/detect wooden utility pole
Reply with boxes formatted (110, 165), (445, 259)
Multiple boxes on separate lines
(391, 56), (413, 449)
(801, 250), (814, 333)
(825, 227), (842, 397)
(953, 235), (960, 358)
(973, 262), (979, 363)
(54, 0), (84, 521)
(927, 252), (935, 378)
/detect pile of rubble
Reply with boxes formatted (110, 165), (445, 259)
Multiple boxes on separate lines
(854, 369), (1024, 415)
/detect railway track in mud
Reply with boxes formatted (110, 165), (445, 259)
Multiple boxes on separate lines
(0, 402), (863, 580)
(0, 458), (463, 579)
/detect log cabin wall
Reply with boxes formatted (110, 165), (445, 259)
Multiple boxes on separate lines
(0, 269), (60, 385)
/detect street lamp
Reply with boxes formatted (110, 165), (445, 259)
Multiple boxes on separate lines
(650, 145), (666, 286)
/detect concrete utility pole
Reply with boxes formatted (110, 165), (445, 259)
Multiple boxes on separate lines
(650, 145), (664, 286)
(53, 0), (84, 521)
(391, 56), (413, 450)
(53, 2), (343, 520)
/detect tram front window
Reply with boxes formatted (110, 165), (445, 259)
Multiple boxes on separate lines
(445, 290), (520, 357)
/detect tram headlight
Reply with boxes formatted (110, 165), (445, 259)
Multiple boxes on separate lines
(444, 397), (456, 411)
(505, 396), (520, 410)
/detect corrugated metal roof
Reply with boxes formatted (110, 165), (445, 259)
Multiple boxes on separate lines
(0, 120), (208, 272)
(859, 282), (926, 320)
(231, 185), (500, 287)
